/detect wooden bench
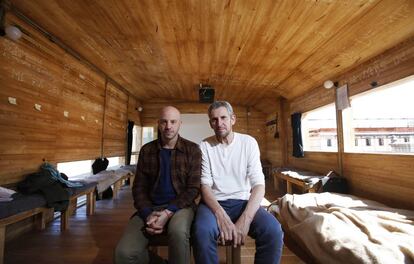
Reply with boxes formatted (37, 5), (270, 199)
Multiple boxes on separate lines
(274, 168), (325, 194)
(0, 206), (50, 264)
(1, 181), (97, 264)
(112, 171), (134, 199)
(73, 168), (134, 200)
(60, 183), (97, 231)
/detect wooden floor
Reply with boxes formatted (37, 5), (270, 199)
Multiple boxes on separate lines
(5, 182), (304, 264)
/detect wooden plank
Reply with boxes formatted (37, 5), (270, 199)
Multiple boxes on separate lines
(10, 1), (414, 107)
(102, 82), (128, 157)
(343, 153), (414, 210)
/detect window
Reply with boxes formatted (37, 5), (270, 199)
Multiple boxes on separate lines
(142, 127), (154, 145)
(302, 103), (337, 152)
(343, 75), (414, 154)
(355, 138), (359, 146)
(131, 125), (141, 164)
(107, 156), (123, 168)
(57, 160), (93, 179)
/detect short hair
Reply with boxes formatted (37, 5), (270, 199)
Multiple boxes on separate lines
(208, 101), (234, 117)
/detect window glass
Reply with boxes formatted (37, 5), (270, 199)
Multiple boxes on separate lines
(142, 127), (154, 145)
(129, 125), (142, 165)
(343, 75), (414, 154)
(302, 103), (338, 152)
(132, 125), (141, 152)
(107, 156), (123, 168)
(130, 154), (138, 164)
(57, 160), (92, 179)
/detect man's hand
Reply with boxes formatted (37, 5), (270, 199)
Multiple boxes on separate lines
(145, 210), (173, 235)
(145, 211), (163, 235)
(234, 213), (252, 247)
(152, 209), (172, 230)
(215, 207), (237, 245)
(146, 211), (159, 226)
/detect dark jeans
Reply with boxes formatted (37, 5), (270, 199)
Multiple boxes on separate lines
(192, 200), (284, 264)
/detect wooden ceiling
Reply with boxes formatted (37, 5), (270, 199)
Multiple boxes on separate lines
(9, 0), (414, 112)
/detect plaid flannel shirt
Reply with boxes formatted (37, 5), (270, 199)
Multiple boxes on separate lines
(132, 135), (201, 219)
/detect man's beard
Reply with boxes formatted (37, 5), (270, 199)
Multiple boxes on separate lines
(162, 130), (177, 139)
(215, 129), (230, 138)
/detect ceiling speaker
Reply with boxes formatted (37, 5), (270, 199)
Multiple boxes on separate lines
(199, 86), (215, 103)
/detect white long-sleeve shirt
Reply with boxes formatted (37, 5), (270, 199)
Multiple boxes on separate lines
(200, 132), (265, 201)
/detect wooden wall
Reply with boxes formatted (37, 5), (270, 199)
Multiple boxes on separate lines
(102, 82), (128, 157)
(55, 53), (105, 162)
(339, 36), (414, 210)
(281, 37), (414, 210)
(141, 99), (267, 157)
(0, 13), (140, 185)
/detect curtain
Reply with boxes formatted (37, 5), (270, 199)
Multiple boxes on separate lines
(291, 112), (304, 158)
(126, 120), (134, 165)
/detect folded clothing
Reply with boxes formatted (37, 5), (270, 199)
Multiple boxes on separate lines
(0, 186), (16, 202)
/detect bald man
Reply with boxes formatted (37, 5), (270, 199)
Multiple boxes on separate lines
(115, 106), (201, 264)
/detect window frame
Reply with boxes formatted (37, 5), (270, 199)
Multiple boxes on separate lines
(301, 103), (338, 153)
(342, 75), (414, 155)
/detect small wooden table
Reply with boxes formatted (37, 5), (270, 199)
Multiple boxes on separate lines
(274, 169), (325, 194)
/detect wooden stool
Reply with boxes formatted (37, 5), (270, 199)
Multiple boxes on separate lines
(148, 234), (241, 264)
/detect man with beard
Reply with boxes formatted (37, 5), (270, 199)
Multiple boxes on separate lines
(115, 106), (201, 264)
(193, 101), (283, 264)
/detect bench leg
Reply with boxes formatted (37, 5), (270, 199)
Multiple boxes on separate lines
(60, 210), (69, 231)
(286, 181), (292, 194)
(113, 181), (121, 199)
(86, 191), (95, 215)
(35, 209), (47, 230)
(130, 176), (135, 189)
(225, 246), (232, 264)
(232, 246), (241, 264)
(0, 226), (5, 264)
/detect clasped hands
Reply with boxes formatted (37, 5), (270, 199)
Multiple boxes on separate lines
(145, 209), (173, 235)
(215, 208), (251, 248)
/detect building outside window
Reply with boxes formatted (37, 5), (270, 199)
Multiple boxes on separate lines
(302, 103), (338, 152)
(343, 75), (414, 154)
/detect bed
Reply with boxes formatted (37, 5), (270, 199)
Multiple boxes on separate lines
(268, 192), (414, 264)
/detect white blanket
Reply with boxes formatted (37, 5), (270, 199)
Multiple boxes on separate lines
(271, 193), (414, 264)
(72, 169), (133, 193)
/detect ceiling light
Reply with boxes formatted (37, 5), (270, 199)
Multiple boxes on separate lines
(324, 80), (334, 89)
(5, 25), (22, 41)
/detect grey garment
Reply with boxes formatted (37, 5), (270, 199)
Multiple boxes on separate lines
(114, 207), (194, 264)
